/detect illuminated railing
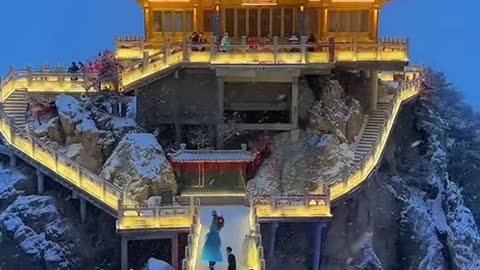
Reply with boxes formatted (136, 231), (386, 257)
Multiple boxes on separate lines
(117, 197), (195, 231)
(0, 66), (97, 101)
(181, 199), (201, 270)
(0, 104), (193, 231)
(328, 76), (423, 200)
(115, 36), (181, 60)
(120, 36), (409, 89)
(249, 206), (266, 270)
(252, 190), (332, 219)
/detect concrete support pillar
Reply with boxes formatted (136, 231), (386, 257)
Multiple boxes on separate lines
(171, 233), (179, 270)
(9, 153), (16, 168)
(36, 169), (45, 194)
(369, 69), (378, 111)
(80, 198), (87, 224)
(268, 222), (278, 259)
(72, 191), (79, 199)
(312, 222), (327, 270)
(121, 237), (128, 270)
(216, 78), (224, 149)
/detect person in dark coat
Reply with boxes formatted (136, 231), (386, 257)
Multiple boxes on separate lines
(226, 246), (236, 270)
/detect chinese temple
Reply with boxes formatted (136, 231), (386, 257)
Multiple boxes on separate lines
(136, 0), (388, 42)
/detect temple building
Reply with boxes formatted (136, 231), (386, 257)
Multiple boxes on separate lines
(136, 0), (388, 42)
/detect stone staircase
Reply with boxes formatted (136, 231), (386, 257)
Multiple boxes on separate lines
(3, 89), (28, 130)
(350, 101), (391, 166)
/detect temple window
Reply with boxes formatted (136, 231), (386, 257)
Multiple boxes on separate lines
(305, 8), (319, 36)
(328, 10), (369, 33)
(203, 10), (214, 33)
(153, 10), (194, 33)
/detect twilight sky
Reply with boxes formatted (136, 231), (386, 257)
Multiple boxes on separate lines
(0, 0), (477, 108)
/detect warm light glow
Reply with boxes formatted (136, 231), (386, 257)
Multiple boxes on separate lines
(300, 4), (304, 12)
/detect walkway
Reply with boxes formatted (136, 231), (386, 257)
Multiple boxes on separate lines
(194, 205), (251, 270)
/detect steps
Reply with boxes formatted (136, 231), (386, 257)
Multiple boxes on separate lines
(350, 102), (391, 166)
(4, 89), (28, 130)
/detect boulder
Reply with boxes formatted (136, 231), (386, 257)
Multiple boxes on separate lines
(55, 95), (85, 136)
(345, 97), (364, 142)
(100, 133), (177, 203)
(46, 117), (65, 144)
(247, 132), (354, 197)
(0, 195), (72, 269)
(308, 80), (364, 143)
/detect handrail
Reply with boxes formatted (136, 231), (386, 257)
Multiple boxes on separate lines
(0, 66), (98, 101)
(120, 36), (408, 88)
(0, 102), (194, 231)
(181, 198), (201, 270)
(328, 75), (423, 200)
(250, 204), (267, 270)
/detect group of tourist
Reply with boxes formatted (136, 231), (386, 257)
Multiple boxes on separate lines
(189, 32), (319, 52)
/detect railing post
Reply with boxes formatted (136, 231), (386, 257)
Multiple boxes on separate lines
(183, 36), (189, 62)
(353, 35), (358, 61)
(9, 66), (15, 90)
(76, 164), (82, 186)
(141, 51), (149, 72)
(273, 36), (279, 63)
(164, 40), (170, 65)
(26, 66), (33, 87)
(241, 36), (247, 54)
(53, 151), (58, 172)
(118, 199), (123, 228)
(9, 118), (15, 143)
(376, 39), (381, 60)
(301, 36), (307, 63)
(210, 36), (217, 61)
(101, 180), (106, 200)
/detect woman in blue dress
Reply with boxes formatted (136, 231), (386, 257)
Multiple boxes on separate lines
(201, 211), (224, 270)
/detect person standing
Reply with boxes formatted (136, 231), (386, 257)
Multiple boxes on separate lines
(201, 210), (224, 270)
(226, 247), (236, 270)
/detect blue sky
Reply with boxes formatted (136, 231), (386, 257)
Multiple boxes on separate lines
(0, 0), (477, 108)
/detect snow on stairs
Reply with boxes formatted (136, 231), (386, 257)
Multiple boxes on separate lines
(350, 102), (391, 166)
(4, 89), (28, 130)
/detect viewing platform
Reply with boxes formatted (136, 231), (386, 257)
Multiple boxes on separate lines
(119, 37), (409, 89)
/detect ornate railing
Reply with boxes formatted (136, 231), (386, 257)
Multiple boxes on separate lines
(120, 36), (409, 88)
(0, 66), (96, 101)
(251, 190), (331, 219)
(0, 104), (194, 231)
(250, 205), (267, 270)
(181, 198), (201, 270)
(115, 36), (182, 60)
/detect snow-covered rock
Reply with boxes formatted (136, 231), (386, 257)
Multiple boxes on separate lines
(247, 132), (354, 197)
(0, 195), (72, 269)
(55, 95), (86, 136)
(100, 133), (177, 203)
(47, 116), (66, 144)
(143, 258), (174, 270)
(0, 166), (29, 201)
(308, 80), (364, 142)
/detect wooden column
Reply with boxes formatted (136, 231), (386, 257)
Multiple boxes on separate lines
(80, 198), (87, 224)
(268, 222), (278, 259)
(144, 7), (153, 40)
(371, 8), (379, 41)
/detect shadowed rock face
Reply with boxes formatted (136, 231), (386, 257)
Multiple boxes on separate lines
(100, 133), (177, 203)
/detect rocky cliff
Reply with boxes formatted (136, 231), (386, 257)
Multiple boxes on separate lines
(272, 71), (480, 270)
